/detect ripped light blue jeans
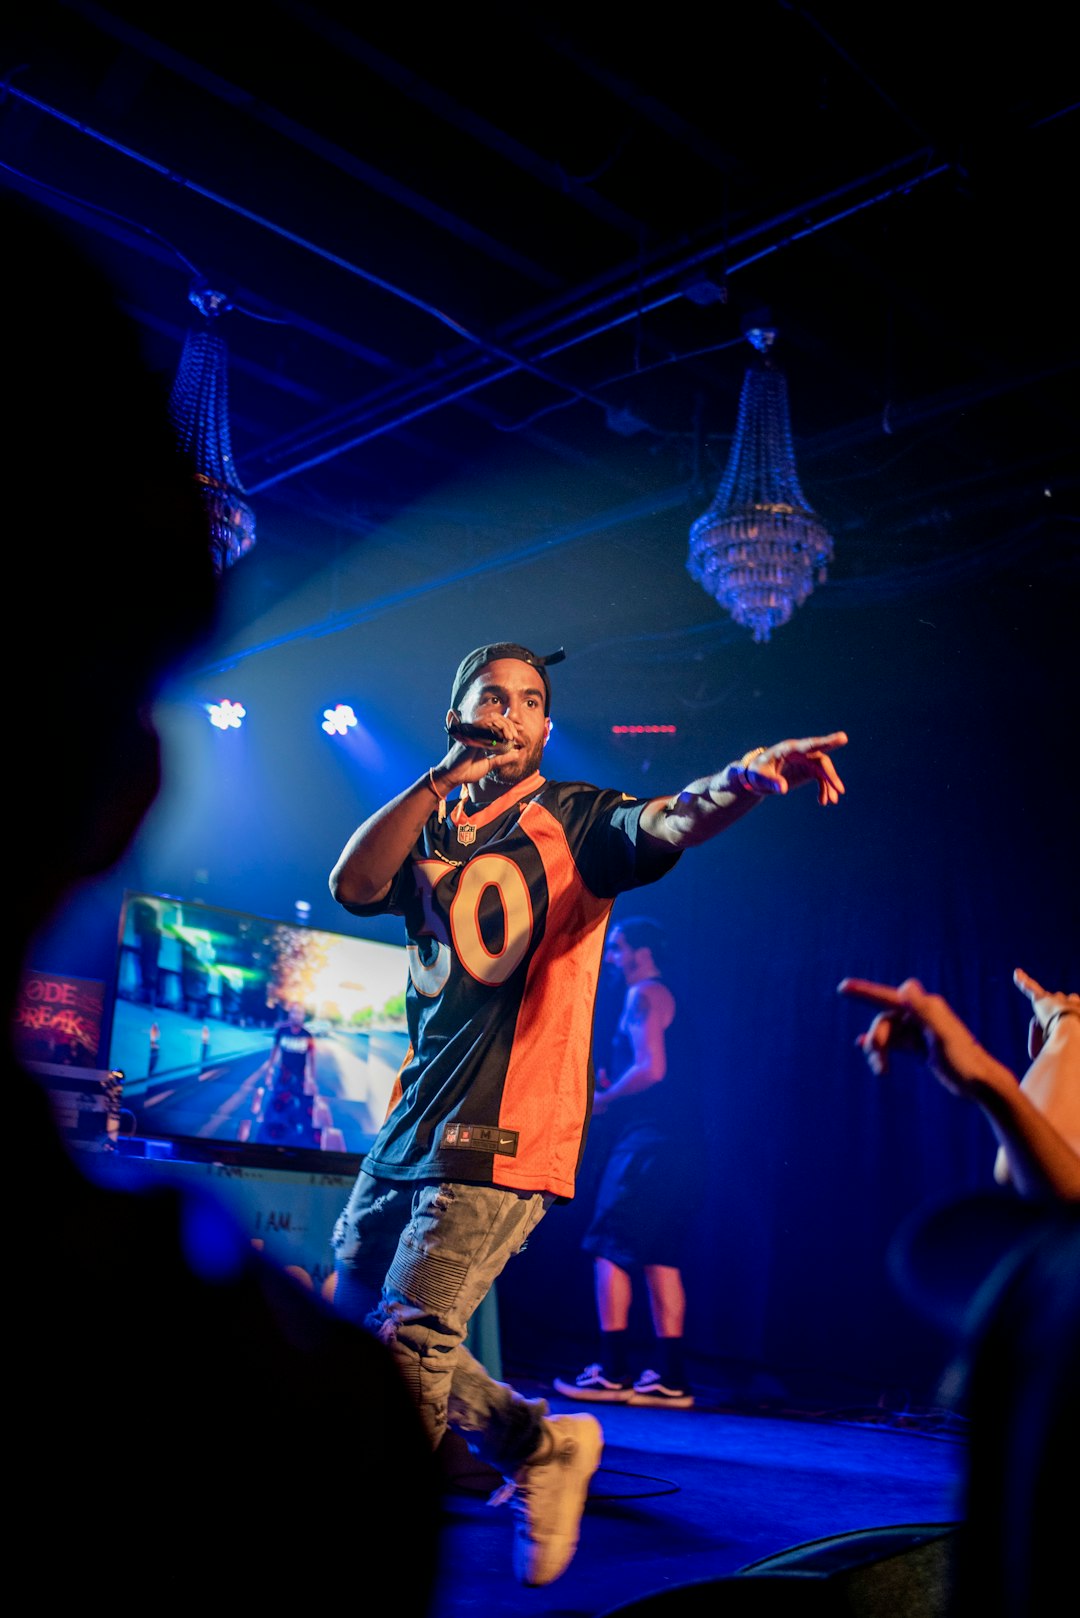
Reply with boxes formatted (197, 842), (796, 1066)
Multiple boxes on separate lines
(332, 1172), (552, 1472)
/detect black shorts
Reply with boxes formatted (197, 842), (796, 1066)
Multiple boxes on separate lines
(581, 1126), (692, 1270)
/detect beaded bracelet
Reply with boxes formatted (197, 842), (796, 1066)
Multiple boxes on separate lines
(731, 746), (771, 795)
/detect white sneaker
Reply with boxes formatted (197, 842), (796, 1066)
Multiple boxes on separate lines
(630, 1368), (695, 1408)
(503, 1413), (603, 1586)
(553, 1362), (635, 1402)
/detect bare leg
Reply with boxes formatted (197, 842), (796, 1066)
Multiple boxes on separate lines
(643, 1264), (686, 1338)
(637, 1265), (691, 1400)
(595, 1257), (632, 1330)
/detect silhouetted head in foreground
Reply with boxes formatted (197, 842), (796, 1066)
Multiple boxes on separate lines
(4, 188), (441, 1612)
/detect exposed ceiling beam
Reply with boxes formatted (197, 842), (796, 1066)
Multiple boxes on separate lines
(65, 0), (565, 287)
(275, 0), (651, 243)
(241, 152), (949, 487)
(533, 23), (744, 181)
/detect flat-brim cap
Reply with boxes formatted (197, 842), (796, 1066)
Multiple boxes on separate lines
(450, 642), (565, 716)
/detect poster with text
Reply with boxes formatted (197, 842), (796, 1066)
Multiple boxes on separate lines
(13, 970), (105, 1068)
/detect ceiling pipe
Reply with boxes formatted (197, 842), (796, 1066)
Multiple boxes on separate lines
(6, 78), (948, 491)
(246, 158), (950, 490)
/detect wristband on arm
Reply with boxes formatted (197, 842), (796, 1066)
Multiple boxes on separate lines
(1044, 1007), (1080, 1039)
(727, 746), (772, 796)
(427, 766), (450, 822)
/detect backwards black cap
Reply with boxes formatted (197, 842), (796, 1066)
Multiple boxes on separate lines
(450, 642), (566, 716)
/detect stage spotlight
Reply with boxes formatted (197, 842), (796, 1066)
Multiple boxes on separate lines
(322, 703), (358, 736)
(206, 699), (246, 730)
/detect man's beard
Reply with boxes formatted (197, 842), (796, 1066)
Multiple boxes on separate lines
(487, 732), (545, 784)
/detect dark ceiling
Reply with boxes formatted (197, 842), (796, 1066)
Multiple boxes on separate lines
(4, 2), (1077, 748)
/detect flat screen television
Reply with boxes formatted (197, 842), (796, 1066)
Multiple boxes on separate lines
(106, 890), (410, 1171)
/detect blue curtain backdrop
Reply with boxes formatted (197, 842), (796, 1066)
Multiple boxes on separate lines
(494, 563), (1077, 1406)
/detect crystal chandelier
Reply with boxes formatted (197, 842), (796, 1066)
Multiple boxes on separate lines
(169, 286), (256, 574)
(687, 324), (833, 643)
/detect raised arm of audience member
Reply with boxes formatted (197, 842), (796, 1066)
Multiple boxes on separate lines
(838, 974), (1080, 1201)
(997, 969), (1080, 1187)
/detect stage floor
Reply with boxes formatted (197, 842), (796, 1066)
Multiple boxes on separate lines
(429, 1373), (965, 1617)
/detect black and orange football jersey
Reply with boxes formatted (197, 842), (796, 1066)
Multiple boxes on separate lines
(341, 773), (678, 1198)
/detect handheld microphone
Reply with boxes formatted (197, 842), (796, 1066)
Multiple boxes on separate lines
(446, 713), (505, 750)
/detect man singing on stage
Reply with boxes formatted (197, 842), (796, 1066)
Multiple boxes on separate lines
(328, 640), (847, 1589)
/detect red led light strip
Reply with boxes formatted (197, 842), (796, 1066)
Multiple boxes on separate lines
(611, 725), (678, 735)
